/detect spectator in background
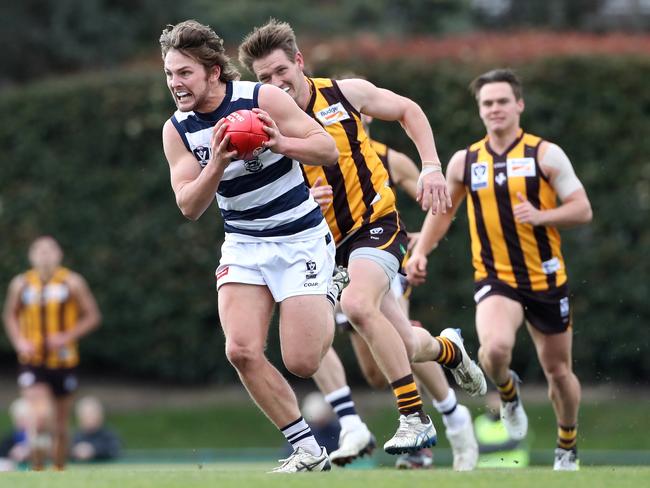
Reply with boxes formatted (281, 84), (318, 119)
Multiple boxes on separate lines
(3, 236), (101, 471)
(70, 396), (121, 462)
(0, 398), (31, 471)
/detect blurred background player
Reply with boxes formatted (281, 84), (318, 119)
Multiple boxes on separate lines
(70, 396), (121, 462)
(2, 235), (101, 470)
(407, 68), (592, 471)
(240, 18), (485, 463)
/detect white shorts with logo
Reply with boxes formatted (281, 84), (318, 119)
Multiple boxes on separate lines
(216, 233), (336, 303)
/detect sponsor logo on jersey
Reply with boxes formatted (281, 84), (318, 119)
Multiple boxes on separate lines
(471, 162), (489, 190)
(507, 157), (536, 178)
(315, 103), (350, 126)
(495, 172), (507, 186)
(541, 257), (561, 275)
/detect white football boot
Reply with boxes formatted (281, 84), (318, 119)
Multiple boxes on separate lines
(383, 413), (437, 455)
(270, 446), (331, 473)
(553, 448), (580, 471)
(445, 405), (478, 471)
(440, 328), (487, 397)
(329, 422), (376, 466)
(500, 371), (528, 441)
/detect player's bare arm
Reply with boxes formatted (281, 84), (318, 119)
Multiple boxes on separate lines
(2, 275), (35, 356)
(513, 141), (593, 228)
(47, 273), (101, 350)
(337, 78), (450, 214)
(407, 150), (467, 286)
(388, 149), (421, 200)
(256, 84), (338, 166)
(162, 119), (236, 221)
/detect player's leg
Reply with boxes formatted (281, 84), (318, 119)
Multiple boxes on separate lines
(349, 330), (389, 389)
(381, 290), (486, 396)
(51, 394), (74, 470)
(476, 293), (528, 440)
(342, 258), (435, 454)
(528, 324), (580, 470)
(220, 283), (299, 425)
(18, 373), (52, 470)
(311, 347), (375, 466)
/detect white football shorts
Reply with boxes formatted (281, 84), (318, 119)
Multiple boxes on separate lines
(215, 233), (336, 303)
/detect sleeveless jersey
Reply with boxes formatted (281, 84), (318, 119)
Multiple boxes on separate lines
(303, 78), (397, 245)
(171, 80), (326, 242)
(18, 267), (79, 368)
(463, 131), (567, 291)
(369, 139), (395, 188)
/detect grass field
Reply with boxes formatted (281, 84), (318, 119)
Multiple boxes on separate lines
(0, 465), (648, 488)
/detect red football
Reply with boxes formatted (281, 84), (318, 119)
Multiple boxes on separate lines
(224, 109), (269, 160)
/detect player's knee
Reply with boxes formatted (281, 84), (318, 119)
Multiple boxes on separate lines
(544, 361), (572, 384)
(225, 342), (263, 372)
(480, 341), (511, 368)
(340, 293), (374, 330)
(284, 355), (320, 378)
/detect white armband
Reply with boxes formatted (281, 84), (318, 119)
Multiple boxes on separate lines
(541, 143), (583, 200)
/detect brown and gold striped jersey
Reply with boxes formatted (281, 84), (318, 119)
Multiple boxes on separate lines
(463, 130), (567, 291)
(18, 267), (80, 368)
(369, 139), (396, 189)
(303, 77), (397, 244)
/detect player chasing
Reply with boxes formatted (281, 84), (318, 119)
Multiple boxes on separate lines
(239, 18), (486, 467)
(311, 106), (479, 470)
(160, 20), (343, 473)
(407, 69), (592, 471)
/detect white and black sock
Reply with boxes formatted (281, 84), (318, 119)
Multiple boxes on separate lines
(280, 416), (321, 456)
(324, 385), (363, 432)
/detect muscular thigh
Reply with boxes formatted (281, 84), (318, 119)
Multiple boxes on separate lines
(476, 294), (524, 349)
(279, 294), (334, 355)
(527, 324), (574, 374)
(218, 283), (275, 349)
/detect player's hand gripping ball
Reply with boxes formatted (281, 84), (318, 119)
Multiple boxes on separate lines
(224, 110), (269, 160)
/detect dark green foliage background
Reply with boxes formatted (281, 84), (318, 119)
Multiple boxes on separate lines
(1, 56), (648, 385)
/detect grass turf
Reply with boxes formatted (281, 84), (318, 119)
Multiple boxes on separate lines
(0, 465), (648, 488)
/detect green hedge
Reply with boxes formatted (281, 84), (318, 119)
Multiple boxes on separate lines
(0, 56), (648, 385)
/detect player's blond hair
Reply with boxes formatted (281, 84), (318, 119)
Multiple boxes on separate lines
(238, 19), (299, 73)
(160, 20), (239, 82)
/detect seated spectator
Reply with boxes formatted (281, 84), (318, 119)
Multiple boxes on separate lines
(0, 398), (31, 471)
(70, 396), (121, 462)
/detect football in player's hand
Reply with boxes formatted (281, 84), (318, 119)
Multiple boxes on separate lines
(224, 110), (269, 160)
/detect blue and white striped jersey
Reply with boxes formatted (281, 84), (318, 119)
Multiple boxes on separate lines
(170, 80), (327, 242)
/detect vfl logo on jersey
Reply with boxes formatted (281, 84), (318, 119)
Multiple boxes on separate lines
(193, 146), (210, 168)
(495, 172), (507, 186)
(315, 102), (350, 126)
(471, 162), (489, 190)
(507, 157), (536, 178)
(305, 260), (317, 280)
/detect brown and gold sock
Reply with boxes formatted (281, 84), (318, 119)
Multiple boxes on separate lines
(497, 373), (518, 403)
(557, 424), (578, 452)
(434, 336), (462, 368)
(391, 374), (427, 421)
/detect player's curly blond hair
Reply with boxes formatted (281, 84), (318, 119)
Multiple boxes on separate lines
(160, 20), (239, 82)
